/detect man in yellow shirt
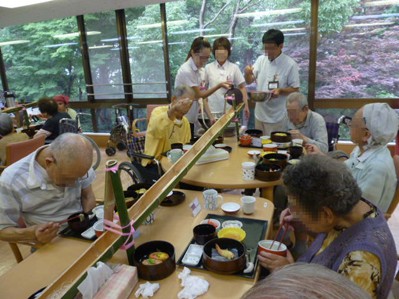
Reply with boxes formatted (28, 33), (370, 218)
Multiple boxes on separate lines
(142, 85), (194, 166)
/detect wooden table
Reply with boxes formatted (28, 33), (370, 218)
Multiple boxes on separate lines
(0, 190), (274, 298)
(161, 137), (283, 202)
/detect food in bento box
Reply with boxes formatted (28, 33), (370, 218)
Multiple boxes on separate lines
(142, 251), (169, 265)
(149, 251), (169, 261)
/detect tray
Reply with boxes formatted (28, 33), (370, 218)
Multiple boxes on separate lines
(177, 214), (268, 279)
(238, 143), (262, 149)
(59, 215), (98, 241)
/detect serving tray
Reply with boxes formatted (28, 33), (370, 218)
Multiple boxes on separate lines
(177, 213), (268, 279)
(59, 215), (98, 241)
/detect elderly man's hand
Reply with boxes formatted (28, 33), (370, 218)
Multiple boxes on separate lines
(258, 250), (294, 271)
(35, 222), (60, 244)
(288, 130), (304, 140)
(305, 144), (322, 155)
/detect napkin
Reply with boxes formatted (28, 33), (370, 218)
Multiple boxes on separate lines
(135, 282), (160, 298)
(77, 262), (114, 299)
(177, 267), (209, 299)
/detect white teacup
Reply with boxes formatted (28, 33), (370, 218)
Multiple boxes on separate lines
(167, 148), (184, 163)
(241, 196), (256, 214)
(292, 138), (304, 146)
(203, 189), (223, 210)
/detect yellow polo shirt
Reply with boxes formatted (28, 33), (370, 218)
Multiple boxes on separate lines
(142, 106), (191, 166)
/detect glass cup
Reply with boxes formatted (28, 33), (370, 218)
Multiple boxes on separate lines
(167, 148), (184, 163)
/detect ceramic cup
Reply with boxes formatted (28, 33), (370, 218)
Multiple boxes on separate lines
(93, 220), (104, 237)
(263, 143), (278, 153)
(258, 240), (287, 257)
(292, 138), (304, 146)
(203, 189), (223, 210)
(241, 196), (256, 214)
(260, 135), (271, 144)
(167, 148), (184, 163)
(241, 161), (256, 180)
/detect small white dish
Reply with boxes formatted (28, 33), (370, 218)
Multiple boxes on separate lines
(92, 205), (104, 219)
(222, 220), (243, 229)
(247, 150), (261, 157)
(221, 202), (241, 214)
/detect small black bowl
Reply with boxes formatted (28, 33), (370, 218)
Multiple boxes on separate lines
(67, 212), (90, 234)
(160, 191), (186, 207)
(255, 163), (282, 181)
(133, 240), (176, 281)
(193, 224), (217, 245)
(262, 153), (288, 169)
(288, 145), (303, 159)
(270, 131), (292, 143)
(171, 143), (183, 150)
(245, 129), (263, 138)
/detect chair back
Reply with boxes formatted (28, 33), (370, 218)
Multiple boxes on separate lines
(325, 122), (339, 152)
(59, 118), (79, 134)
(385, 155), (399, 219)
(5, 135), (46, 166)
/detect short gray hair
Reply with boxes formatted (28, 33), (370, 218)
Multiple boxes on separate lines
(49, 133), (93, 168)
(287, 92), (308, 109)
(241, 263), (371, 299)
(0, 113), (14, 136)
(283, 154), (361, 219)
(173, 85), (195, 98)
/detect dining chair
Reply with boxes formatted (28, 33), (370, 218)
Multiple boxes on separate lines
(0, 135), (45, 262)
(0, 135), (46, 173)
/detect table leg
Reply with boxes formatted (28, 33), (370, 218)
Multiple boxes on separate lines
(260, 186), (274, 202)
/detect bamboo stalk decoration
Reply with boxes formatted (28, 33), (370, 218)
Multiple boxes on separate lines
(103, 160), (117, 221)
(107, 160), (135, 266)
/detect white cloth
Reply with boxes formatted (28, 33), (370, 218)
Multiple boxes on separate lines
(204, 60), (245, 114)
(174, 57), (203, 123)
(0, 145), (96, 229)
(363, 103), (399, 146)
(78, 262), (114, 299)
(253, 53), (300, 124)
(177, 267), (209, 299)
(344, 145), (397, 212)
(135, 282), (160, 298)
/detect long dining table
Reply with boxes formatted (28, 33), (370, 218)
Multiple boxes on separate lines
(0, 189), (274, 298)
(161, 137), (283, 202)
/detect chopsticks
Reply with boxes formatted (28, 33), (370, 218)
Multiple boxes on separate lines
(270, 222), (288, 250)
(58, 213), (85, 225)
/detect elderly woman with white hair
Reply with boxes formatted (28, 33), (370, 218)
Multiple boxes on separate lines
(259, 155), (396, 299)
(307, 103), (398, 213)
(0, 113), (29, 165)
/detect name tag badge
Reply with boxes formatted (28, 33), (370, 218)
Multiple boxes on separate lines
(268, 81), (279, 90)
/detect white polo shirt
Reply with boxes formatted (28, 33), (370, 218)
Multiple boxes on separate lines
(204, 60), (246, 114)
(174, 57), (203, 123)
(253, 53), (300, 123)
(0, 146), (96, 229)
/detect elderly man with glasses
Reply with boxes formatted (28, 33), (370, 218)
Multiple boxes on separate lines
(307, 103), (398, 213)
(286, 92), (328, 153)
(0, 133), (96, 245)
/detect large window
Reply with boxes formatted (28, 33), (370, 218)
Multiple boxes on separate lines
(85, 12), (124, 100)
(0, 17), (85, 102)
(315, 0), (399, 99)
(125, 5), (168, 99)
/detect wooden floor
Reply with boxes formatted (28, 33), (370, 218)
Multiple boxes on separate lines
(1, 147), (399, 297)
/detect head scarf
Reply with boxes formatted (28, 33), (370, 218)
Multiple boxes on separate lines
(53, 94), (69, 105)
(363, 103), (399, 146)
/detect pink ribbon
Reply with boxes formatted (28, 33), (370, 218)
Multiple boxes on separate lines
(103, 217), (135, 250)
(105, 165), (119, 173)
